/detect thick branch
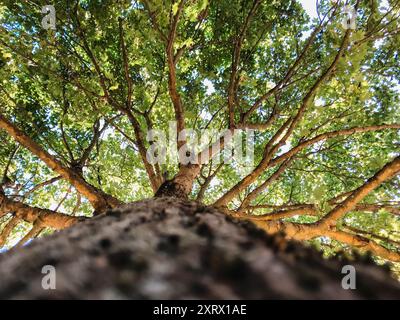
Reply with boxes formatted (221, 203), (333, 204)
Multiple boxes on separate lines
(251, 220), (400, 262)
(215, 124), (400, 207)
(0, 216), (19, 247)
(269, 124), (400, 167)
(122, 110), (161, 192)
(0, 191), (82, 233)
(316, 155), (400, 227)
(0, 113), (121, 212)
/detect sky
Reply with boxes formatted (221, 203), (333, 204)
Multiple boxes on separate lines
(298, 0), (318, 19)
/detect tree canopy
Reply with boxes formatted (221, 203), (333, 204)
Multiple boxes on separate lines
(0, 0), (399, 274)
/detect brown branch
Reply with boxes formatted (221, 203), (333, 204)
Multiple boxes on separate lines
(122, 109), (161, 192)
(341, 224), (400, 248)
(228, 0), (262, 128)
(0, 215), (19, 247)
(315, 155), (400, 228)
(73, 6), (113, 104)
(248, 219), (400, 262)
(234, 204), (318, 221)
(324, 229), (400, 262)
(54, 187), (72, 212)
(90, 103), (161, 192)
(270, 26), (353, 156)
(71, 193), (82, 216)
(79, 119), (108, 167)
(270, 124), (400, 167)
(0, 113), (122, 212)
(354, 204), (400, 216)
(238, 201), (400, 221)
(141, 0), (168, 43)
(241, 3), (339, 121)
(0, 193), (82, 229)
(24, 176), (61, 197)
(229, 155), (400, 262)
(240, 157), (295, 208)
(2, 145), (19, 182)
(118, 17), (134, 109)
(143, 112), (163, 184)
(15, 222), (44, 248)
(60, 120), (75, 162)
(196, 162), (224, 202)
(215, 123), (400, 207)
(166, 0), (187, 151)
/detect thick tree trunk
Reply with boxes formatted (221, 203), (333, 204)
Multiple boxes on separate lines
(155, 164), (201, 198)
(0, 198), (399, 299)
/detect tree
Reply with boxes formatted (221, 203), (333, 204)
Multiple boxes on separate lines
(0, 0), (400, 298)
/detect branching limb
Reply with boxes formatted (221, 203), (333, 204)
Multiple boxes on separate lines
(0, 113), (122, 212)
(166, 0), (187, 151)
(215, 123), (400, 207)
(228, 0), (262, 128)
(0, 215), (19, 247)
(315, 155), (400, 228)
(196, 162), (224, 202)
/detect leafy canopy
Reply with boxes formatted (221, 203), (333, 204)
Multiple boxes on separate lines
(0, 0), (399, 271)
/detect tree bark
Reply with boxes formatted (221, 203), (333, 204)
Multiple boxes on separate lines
(155, 164), (201, 198)
(0, 198), (399, 299)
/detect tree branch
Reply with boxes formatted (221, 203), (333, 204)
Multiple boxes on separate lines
(228, 0), (262, 128)
(0, 190), (82, 235)
(0, 113), (122, 212)
(315, 155), (400, 228)
(166, 0), (187, 151)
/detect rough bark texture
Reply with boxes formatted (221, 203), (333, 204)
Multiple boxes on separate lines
(155, 164), (201, 198)
(0, 198), (399, 299)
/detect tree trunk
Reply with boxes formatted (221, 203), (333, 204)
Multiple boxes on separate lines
(155, 164), (201, 198)
(0, 197), (399, 299)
